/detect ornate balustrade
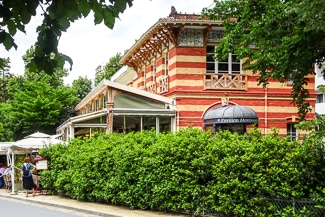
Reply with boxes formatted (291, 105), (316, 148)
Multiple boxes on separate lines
(159, 76), (169, 93)
(204, 73), (247, 91)
(147, 82), (156, 94)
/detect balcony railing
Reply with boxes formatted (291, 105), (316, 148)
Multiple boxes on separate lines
(159, 76), (168, 94)
(147, 82), (156, 94)
(204, 73), (247, 91)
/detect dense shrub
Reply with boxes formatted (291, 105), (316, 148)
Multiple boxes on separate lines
(39, 127), (325, 216)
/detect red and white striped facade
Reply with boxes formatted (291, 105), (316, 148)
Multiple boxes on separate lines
(59, 11), (316, 140)
(118, 12), (316, 137)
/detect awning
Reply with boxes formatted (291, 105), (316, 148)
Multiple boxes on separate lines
(6, 132), (66, 195)
(204, 105), (258, 125)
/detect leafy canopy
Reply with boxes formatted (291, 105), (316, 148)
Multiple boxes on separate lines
(94, 52), (123, 86)
(71, 76), (92, 100)
(202, 0), (325, 118)
(0, 0), (134, 74)
(0, 47), (80, 140)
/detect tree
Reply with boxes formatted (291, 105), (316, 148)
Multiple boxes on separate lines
(0, 102), (13, 141)
(6, 76), (79, 140)
(0, 57), (11, 103)
(23, 47), (68, 88)
(1, 47), (80, 140)
(0, 0), (134, 75)
(202, 0), (325, 118)
(94, 52), (123, 86)
(71, 76), (92, 100)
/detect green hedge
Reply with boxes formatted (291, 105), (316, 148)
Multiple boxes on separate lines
(39, 128), (325, 216)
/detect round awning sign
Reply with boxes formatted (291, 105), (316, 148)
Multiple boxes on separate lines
(204, 105), (258, 125)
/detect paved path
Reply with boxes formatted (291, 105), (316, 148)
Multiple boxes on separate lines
(0, 189), (189, 217)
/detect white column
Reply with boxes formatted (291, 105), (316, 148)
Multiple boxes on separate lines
(10, 149), (15, 195)
(156, 117), (159, 135)
(69, 125), (75, 140)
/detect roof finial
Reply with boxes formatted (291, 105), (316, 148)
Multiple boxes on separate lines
(169, 6), (177, 17)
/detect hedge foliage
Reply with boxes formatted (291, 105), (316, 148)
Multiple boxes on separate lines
(39, 127), (325, 216)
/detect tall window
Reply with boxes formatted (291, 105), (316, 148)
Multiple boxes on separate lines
(152, 60), (156, 82)
(287, 123), (297, 141)
(317, 94), (324, 103)
(159, 116), (171, 133)
(143, 67), (146, 88)
(94, 99), (99, 111)
(143, 117), (156, 131)
(102, 93), (107, 109)
(206, 45), (241, 74)
(164, 52), (169, 76)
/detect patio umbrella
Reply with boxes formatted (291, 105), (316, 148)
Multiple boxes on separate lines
(0, 142), (14, 155)
(12, 137), (63, 151)
(6, 132), (66, 194)
(24, 132), (52, 138)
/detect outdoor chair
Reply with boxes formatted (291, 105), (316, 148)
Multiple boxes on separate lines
(3, 175), (12, 191)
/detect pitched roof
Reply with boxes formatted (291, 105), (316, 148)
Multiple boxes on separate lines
(120, 12), (222, 68)
(76, 79), (174, 110)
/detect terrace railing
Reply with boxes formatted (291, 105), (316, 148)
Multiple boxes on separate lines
(159, 75), (168, 94)
(204, 73), (247, 91)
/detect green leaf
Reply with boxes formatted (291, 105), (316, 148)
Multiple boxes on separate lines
(26, 0), (39, 16)
(94, 11), (104, 24)
(3, 33), (17, 50)
(103, 15), (115, 29)
(113, 0), (127, 14)
(61, 53), (73, 70)
(20, 7), (32, 24)
(78, 0), (91, 17)
(0, 31), (6, 44)
(59, 18), (70, 30)
(7, 20), (17, 36)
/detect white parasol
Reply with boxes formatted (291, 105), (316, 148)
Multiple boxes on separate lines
(6, 132), (65, 194)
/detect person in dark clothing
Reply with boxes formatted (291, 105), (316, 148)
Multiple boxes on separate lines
(0, 163), (4, 188)
(21, 157), (36, 197)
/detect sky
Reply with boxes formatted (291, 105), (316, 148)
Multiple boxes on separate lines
(3, 0), (213, 85)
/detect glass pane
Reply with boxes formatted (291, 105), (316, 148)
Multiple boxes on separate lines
(217, 57), (228, 63)
(143, 117), (156, 131)
(232, 63), (240, 72)
(218, 63), (228, 71)
(317, 94), (323, 103)
(206, 46), (215, 53)
(216, 124), (245, 134)
(207, 63), (215, 72)
(231, 54), (240, 62)
(287, 124), (291, 132)
(206, 54), (215, 62)
(113, 116), (141, 133)
(159, 117), (171, 133)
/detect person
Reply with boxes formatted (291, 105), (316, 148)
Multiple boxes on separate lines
(0, 163), (9, 176)
(35, 152), (42, 158)
(4, 166), (11, 176)
(21, 157), (36, 197)
(32, 150), (42, 159)
(0, 163), (6, 175)
(0, 163), (4, 188)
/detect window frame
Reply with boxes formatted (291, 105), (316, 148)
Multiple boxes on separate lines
(206, 45), (242, 74)
(152, 60), (156, 82)
(287, 123), (297, 141)
(164, 52), (169, 76)
(316, 94), (325, 103)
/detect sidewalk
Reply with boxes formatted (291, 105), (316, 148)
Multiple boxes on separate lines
(0, 189), (189, 217)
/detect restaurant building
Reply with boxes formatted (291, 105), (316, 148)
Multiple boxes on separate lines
(57, 7), (316, 140)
